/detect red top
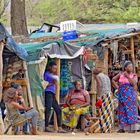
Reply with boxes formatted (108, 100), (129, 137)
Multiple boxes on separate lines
(66, 89), (89, 105)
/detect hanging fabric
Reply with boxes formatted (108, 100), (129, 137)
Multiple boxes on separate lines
(110, 41), (119, 63)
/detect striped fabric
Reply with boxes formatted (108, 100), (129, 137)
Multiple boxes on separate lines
(98, 92), (114, 133)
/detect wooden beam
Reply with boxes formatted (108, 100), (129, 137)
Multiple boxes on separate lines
(130, 37), (135, 72)
(54, 58), (61, 130)
(0, 42), (5, 134)
(0, 42), (4, 101)
(104, 48), (109, 74)
(55, 58), (61, 103)
(123, 50), (133, 54)
(136, 34), (140, 44)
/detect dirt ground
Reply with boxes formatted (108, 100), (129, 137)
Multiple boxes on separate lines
(1, 132), (140, 140)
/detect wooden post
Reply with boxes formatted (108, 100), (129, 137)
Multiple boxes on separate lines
(55, 58), (60, 103)
(23, 61), (33, 107)
(104, 48), (109, 75)
(54, 58), (60, 130)
(0, 42), (5, 134)
(130, 37), (135, 72)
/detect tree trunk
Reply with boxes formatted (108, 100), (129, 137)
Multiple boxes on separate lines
(11, 0), (28, 35)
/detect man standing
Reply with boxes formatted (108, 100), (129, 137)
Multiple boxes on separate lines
(44, 61), (65, 133)
(93, 67), (111, 99)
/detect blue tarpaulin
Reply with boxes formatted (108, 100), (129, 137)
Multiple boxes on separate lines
(0, 23), (28, 61)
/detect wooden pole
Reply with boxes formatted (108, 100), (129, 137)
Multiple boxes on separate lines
(55, 58), (60, 103)
(130, 37), (135, 72)
(23, 61), (33, 107)
(0, 42), (5, 134)
(104, 48), (109, 75)
(54, 58), (60, 130)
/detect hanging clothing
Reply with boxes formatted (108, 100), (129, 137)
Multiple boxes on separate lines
(110, 41), (118, 63)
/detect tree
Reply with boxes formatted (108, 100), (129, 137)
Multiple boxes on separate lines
(0, 0), (9, 18)
(11, 0), (28, 35)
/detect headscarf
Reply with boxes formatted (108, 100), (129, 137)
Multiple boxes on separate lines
(4, 88), (17, 103)
(123, 60), (132, 71)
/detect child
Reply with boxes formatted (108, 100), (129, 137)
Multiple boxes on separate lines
(81, 113), (100, 135)
(81, 113), (93, 134)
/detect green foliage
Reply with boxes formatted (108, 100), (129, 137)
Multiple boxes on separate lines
(25, 0), (140, 25)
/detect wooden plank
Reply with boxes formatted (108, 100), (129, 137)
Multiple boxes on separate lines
(54, 58), (61, 130)
(23, 61), (33, 107)
(3, 79), (27, 88)
(130, 37), (135, 72)
(123, 50), (133, 54)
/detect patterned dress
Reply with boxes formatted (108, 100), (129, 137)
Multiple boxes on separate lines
(62, 89), (89, 128)
(118, 72), (138, 131)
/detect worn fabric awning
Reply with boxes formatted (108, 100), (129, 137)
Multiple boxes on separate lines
(40, 42), (84, 59)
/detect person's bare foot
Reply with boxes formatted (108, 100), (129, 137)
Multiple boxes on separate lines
(57, 127), (67, 133)
(32, 127), (38, 135)
(45, 127), (54, 132)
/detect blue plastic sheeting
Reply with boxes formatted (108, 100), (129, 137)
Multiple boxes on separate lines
(0, 23), (28, 61)
(6, 37), (29, 61)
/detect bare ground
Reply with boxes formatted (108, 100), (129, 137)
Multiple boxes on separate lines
(1, 132), (140, 140)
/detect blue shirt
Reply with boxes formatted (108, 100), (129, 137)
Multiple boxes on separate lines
(44, 71), (57, 94)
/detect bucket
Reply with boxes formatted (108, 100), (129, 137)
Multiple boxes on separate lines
(63, 30), (78, 41)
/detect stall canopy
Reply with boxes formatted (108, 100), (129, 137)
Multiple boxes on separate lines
(40, 41), (84, 59)
(0, 23), (28, 61)
(19, 41), (85, 97)
(19, 40), (84, 61)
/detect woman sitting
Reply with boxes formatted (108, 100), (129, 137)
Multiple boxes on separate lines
(62, 80), (90, 131)
(4, 88), (38, 135)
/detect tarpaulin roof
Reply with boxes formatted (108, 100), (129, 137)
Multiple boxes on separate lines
(19, 40), (83, 61)
(19, 24), (140, 61)
(29, 26), (140, 47)
(40, 42), (83, 59)
(0, 23), (28, 61)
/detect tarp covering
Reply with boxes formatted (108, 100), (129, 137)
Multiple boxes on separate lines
(19, 41), (84, 61)
(0, 23), (28, 61)
(40, 41), (84, 59)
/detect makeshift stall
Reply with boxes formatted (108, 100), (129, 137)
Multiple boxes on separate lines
(13, 24), (140, 133)
(17, 40), (86, 130)
(0, 23), (33, 134)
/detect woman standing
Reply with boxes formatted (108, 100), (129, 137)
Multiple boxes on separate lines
(112, 61), (138, 133)
(44, 61), (65, 133)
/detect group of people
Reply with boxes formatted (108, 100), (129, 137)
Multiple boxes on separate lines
(3, 60), (139, 134)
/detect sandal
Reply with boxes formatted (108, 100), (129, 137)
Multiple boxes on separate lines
(117, 129), (125, 133)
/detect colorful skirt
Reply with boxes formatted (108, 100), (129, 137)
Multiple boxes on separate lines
(62, 106), (89, 128)
(118, 84), (138, 128)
